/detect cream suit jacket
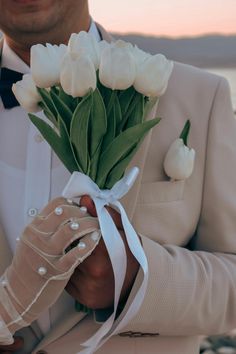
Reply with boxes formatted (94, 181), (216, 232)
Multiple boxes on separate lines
(0, 25), (236, 354)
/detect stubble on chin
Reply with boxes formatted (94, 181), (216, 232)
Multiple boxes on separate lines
(0, 0), (66, 45)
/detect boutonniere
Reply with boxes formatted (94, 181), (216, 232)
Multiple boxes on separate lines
(164, 120), (195, 181)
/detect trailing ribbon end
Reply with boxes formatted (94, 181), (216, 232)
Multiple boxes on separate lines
(62, 166), (148, 353)
(123, 166), (140, 189)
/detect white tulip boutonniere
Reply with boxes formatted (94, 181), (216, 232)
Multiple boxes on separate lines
(164, 120), (195, 181)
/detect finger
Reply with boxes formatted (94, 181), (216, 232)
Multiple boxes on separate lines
(65, 278), (82, 301)
(51, 217), (100, 253)
(106, 206), (123, 230)
(24, 216), (99, 256)
(81, 196), (123, 230)
(35, 197), (68, 220)
(80, 195), (97, 217)
(58, 231), (101, 271)
(31, 204), (89, 233)
(0, 336), (24, 351)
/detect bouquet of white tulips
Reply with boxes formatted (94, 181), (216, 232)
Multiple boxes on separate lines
(13, 32), (173, 189)
(12, 31), (173, 352)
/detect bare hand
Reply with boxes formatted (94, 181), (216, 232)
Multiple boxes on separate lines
(0, 337), (24, 354)
(65, 196), (140, 309)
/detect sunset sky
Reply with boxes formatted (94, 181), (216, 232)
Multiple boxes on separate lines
(89, 0), (236, 38)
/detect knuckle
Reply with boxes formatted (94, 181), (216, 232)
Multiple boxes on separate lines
(84, 298), (97, 309)
(90, 265), (107, 279)
(51, 196), (67, 207)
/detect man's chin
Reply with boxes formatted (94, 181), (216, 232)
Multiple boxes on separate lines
(0, 0), (61, 36)
(2, 0), (56, 16)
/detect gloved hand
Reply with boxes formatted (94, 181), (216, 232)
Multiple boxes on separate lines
(0, 197), (101, 344)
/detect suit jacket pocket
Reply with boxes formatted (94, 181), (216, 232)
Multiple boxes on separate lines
(132, 179), (187, 244)
(138, 180), (185, 204)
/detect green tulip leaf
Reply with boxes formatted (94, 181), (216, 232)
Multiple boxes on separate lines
(88, 89), (107, 177)
(179, 119), (191, 146)
(70, 91), (93, 173)
(38, 102), (58, 127)
(90, 88), (107, 157)
(57, 116), (83, 173)
(101, 91), (122, 150)
(114, 93), (122, 133)
(50, 89), (73, 132)
(124, 93), (144, 129)
(101, 107), (116, 150)
(106, 90), (117, 117)
(37, 88), (58, 121)
(58, 87), (76, 112)
(118, 86), (136, 117)
(96, 117), (161, 188)
(90, 140), (102, 181)
(105, 143), (139, 188)
(118, 91), (144, 132)
(29, 114), (79, 173)
(97, 78), (113, 108)
(143, 97), (159, 120)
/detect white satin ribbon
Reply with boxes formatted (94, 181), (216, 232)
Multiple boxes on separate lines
(62, 167), (149, 353)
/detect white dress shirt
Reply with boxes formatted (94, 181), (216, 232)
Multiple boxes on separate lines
(0, 20), (101, 335)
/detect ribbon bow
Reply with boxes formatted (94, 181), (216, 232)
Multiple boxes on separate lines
(62, 167), (149, 353)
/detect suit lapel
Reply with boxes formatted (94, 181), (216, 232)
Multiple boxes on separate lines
(0, 38), (13, 275)
(121, 125), (154, 220)
(33, 309), (87, 352)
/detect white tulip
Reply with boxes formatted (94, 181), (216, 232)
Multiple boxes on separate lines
(164, 138), (195, 181)
(98, 39), (110, 57)
(68, 31), (100, 70)
(132, 45), (151, 65)
(60, 52), (96, 97)
(12, 74), (41, 113)
(99, 40), (136, 90)
(31, 43), (67, 88)
(134, 54), (173, 97)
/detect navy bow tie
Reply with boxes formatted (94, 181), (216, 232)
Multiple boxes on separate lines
(0, 67), (23, 109)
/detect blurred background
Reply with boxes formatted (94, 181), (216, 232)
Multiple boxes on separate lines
(90, 0), (236, 114)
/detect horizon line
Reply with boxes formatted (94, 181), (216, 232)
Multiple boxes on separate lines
(111, 31), (236, 40)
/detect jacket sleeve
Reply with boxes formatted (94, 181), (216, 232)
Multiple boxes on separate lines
(121, 77), (236, 336)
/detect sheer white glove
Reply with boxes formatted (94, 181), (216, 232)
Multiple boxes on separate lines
(0, 197), (101, 344)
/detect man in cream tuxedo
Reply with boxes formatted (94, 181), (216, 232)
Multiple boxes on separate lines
(0, 1), (236, 353)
